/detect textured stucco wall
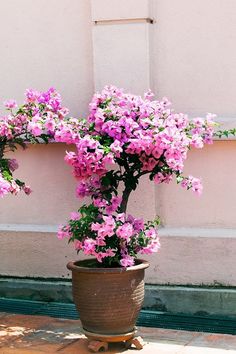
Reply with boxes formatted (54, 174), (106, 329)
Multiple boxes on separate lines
(157, 141), (236, 228)
(0, 0), (93, 117)
(152, 0), (236, 117)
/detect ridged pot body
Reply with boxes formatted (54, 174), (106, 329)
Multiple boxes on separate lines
(67, 259), (149, 335)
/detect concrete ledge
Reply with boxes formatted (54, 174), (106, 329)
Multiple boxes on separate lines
(158, 227), (236, 238)
(0, 279), (235, 318)
(0, 278), (73, 303)
(0, 224), (57, 233)
(144, 285), (236, 319)
(1, 224), (236, 238)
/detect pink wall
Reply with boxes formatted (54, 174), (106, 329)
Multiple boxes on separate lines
(157, 141), (236, 228)
(0, 144), (78, 225)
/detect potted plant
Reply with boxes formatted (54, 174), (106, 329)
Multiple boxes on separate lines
(58, 85), (233, 350)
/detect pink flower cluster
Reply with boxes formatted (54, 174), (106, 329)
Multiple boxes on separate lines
(0, 87), (80, 197)
(58, 198), (160, 267)
(64, 85), (217, 197)
(1, 88), (69, 139)
(64, 136), (114, 180)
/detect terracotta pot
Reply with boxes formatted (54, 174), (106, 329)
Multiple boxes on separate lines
(67, 258), (149, 335)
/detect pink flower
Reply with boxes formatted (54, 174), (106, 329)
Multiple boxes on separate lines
(116, 213), (125, 222)
(96, 237), (106, 246)
(0, 175), (11, 197)
(91, 215), (116, 238)
(120, 255), (135, 267)
(154, 172), (165, 184)
(83, 238), (97, 255)
(28, 122), (42, 136)
(105, 205), (115, 215)
(180, 178), (189, 189)
(4, 99), (17, 109)
(8, 159), (19, 172)
(74, 240), (83, 250)
(145, 228), (157, 239)
(76, 181), (91, 198)
(9, 180), (20, 195)
(57, 225), (70, 240)
(44, 118), (56, 132)
(144, 89), (154, 101)
(112, 196), (122, 207)
(191, 177), (203, 195)
(70, 211), (80, 220)
(140, 239), (161, 255)
(91, 222), (101, 232)
(191, 135), (204, 148)
(97, 215), (116, 237)
(25, 88), (40, 102)
(133, 218), (144, 231)
(103, 152), (115, 165)
(116, 223), (134, 241)
(96, 252), (105, 263)
(102, 215), (116, 227)
(181, 176), (203, 195)
(105, 248), (116, 257)
(23, 185), (32, 195)
(93, 198), (107, 208)
(110, 140), (123, 157)
(105, 195), (122, 214)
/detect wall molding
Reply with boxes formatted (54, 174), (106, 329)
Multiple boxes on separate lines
(1, 224), (236, 239)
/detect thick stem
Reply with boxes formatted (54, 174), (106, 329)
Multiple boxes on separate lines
(119, 186), (132, 213)
(118, 154), (149, 213)
(0, 142), (5, 160)
(119, 169), (148, 214)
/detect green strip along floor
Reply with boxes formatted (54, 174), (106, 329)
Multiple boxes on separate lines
(0, 297), (235, 335)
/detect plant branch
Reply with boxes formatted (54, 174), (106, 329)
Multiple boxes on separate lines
(135, 170), (149, 179)
(119, 185), (133, 213)
(0, 141), (6, 160)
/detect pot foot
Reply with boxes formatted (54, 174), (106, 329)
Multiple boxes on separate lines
(125, 336), (145, 350)
(88, 340), (108, 353)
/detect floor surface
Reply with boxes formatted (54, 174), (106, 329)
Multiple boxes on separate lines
(0, 312), (236, 353)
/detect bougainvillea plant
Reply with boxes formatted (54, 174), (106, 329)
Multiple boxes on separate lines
(1, 86), (234, 267)
(0, 87), (79, 197)
(58, 85), (235, 267)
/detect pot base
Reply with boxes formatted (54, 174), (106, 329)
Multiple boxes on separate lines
(84, 329), (145, 352)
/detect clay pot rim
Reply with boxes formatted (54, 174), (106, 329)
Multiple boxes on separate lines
(67, 258), (149, 273)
